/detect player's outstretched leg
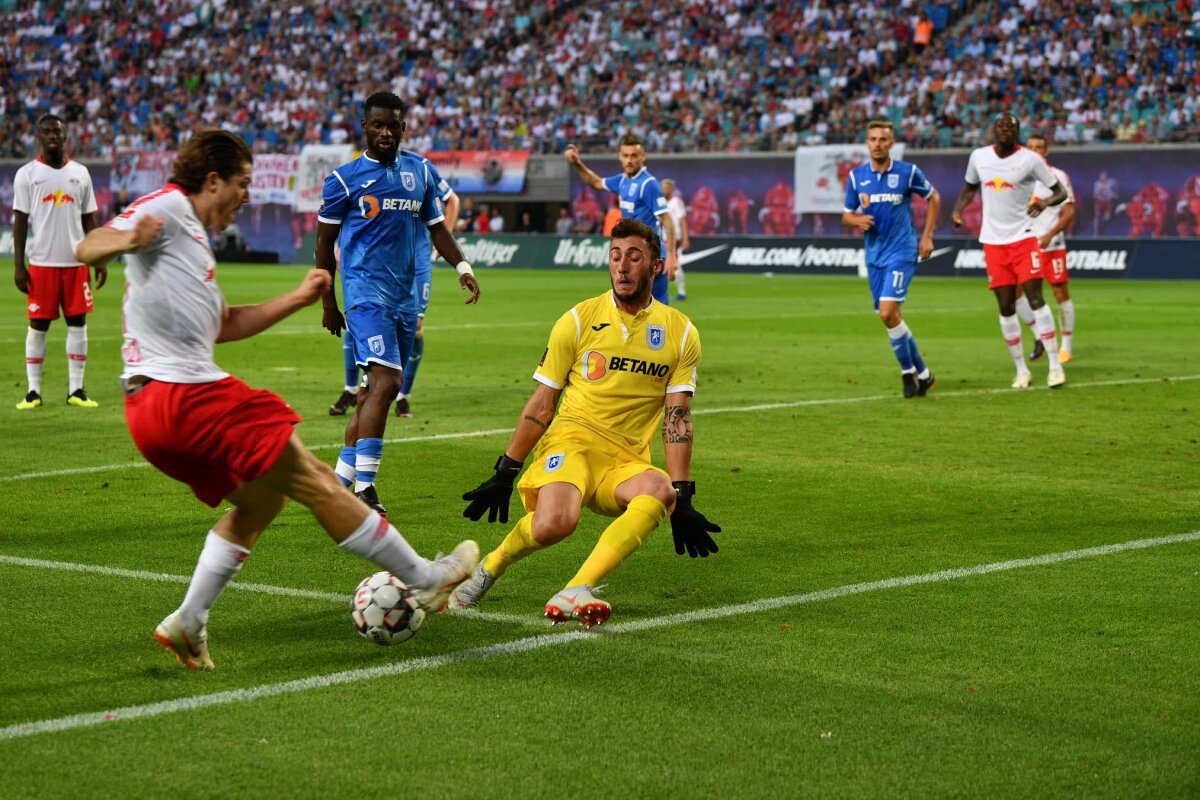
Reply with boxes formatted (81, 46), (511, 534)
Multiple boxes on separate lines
(266, 433), (478, 612)
(450, 513), (543, 609)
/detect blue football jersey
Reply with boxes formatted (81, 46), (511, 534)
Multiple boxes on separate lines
(844, 159), (934, 268)
(319, 152), (444, 313)
(603, 167), (670, 256)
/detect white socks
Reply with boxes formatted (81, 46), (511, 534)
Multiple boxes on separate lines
(338, 511), (432, 588)
(1014, 295), (1036, 327)
(25, 327), (46, 394)
(1032, 305), (1061, 369)
(66, 324), (88, 393)
(999, 314), (1027, 373)
(1058, 299), (1075, 353)
(675, 266), (686, 295)
(178, 531), (251, 626)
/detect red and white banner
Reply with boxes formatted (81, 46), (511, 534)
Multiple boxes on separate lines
(250, 154), (299, 205)
(425, 150), (529, 194)
(793, 144), (905, 213)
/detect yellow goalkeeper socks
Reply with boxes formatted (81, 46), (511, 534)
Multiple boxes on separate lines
(568, 495), (667, 588)
(482, 513), (541, 576)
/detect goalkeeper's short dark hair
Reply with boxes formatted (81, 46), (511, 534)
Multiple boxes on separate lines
(610, 218), (661, 257)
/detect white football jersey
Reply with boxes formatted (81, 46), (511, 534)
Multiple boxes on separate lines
(1031, 165), (1074, 251)
(964, 145), (1058, 245)
(666, 195), (687, 240)
(108, 185), (229, 383)
(12, 158), (98, 266)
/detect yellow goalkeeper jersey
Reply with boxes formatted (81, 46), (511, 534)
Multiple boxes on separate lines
(533, 291), (701, 458)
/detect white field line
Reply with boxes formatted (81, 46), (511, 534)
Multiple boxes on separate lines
(2, 529), (1197, 743)
(3, 373), (1198, 484)
(0, 554), (538, 628)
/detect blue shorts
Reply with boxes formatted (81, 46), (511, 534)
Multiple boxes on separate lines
(867, 262), (916, 310)
(652, 272), (670, 305)
(346, 303), (418, 371)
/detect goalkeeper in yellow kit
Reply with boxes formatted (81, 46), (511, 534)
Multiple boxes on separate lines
(449, 218), (721, 626)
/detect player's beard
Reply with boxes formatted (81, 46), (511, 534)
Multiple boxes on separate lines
(612, 271), (654, 306)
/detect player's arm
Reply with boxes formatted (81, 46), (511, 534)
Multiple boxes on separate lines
(315, 220), (344, 336)
(678, 208), (690, 251)
(656, 209), (677, 280)
(75, 214), (164, 270)
(78, 211), (107, 289)
(12, 211), (29, 293)
(462, 382), (562, 524)
(1038, 200), (1075, 249)
(429, 222), (480, 304)
(1029, 182), (1068, 217)
(217, 269), (331, 343)
(563, 144), (606, 191)
(919, 189), (940, 260)
(951, 182), (980, 228)
(662, 391), (721, 558)
(441, 191), (461, 243)
(841, 172), (873, 232)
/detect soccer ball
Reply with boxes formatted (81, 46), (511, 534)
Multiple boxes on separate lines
(351, 571), (425, 645)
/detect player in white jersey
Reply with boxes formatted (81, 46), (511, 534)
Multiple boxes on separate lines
(1015, 133), (1077, 364)
(75, 130), (477, 671)
(662, 179), (690, 300)
(951, 113), (1069, 389)
(12, 115), (103, 409)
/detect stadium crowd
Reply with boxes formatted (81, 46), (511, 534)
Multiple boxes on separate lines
(2, 0), (1198, 157)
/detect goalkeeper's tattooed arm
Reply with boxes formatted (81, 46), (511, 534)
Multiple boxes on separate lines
(662, 393), (694, 481)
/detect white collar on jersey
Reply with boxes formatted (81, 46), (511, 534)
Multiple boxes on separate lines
(872, 158), (895, 177)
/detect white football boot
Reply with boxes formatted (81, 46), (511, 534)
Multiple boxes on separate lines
(411, 540), (480, 613)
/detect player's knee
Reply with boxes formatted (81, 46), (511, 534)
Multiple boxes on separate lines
(29, 319), (51, 332)
(531, 508), (579, 545)
(878, 308), (901, 327)
(365, 370), (401, 401)
(64, 315), (86, 327)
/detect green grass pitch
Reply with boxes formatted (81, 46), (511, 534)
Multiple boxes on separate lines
(0, 261), (1197, 798)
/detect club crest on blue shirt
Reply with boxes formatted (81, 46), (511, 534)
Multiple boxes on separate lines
(401, 171), (416, 191)
(888, 173), (900, 189)
(545, 452), (565, 472)
(647, 325), (665, 350)
(369, 335), (385, 356)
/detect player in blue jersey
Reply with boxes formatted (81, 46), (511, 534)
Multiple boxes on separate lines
(565, 133), (677, 304)
(328, 156), (460, 419)
(842, 120), (941, 398)
(316, 91), (481, 514)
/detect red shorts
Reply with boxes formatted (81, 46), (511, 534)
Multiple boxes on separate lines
(1041, 248), (1069, 285)
(983, 238), (1042, 289)
(27, 265), (94, 319)
(124, 376), (301, 507)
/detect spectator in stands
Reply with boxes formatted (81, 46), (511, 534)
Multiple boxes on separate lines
(602, 195), (622, 236)
(488, 211), (505, 233)
(913, 11), (934, 54)
(456, 197), (478, 233)
(516, 210), (538, 233)
(554, 205), (573, 236)
(475, 204), (491, 235)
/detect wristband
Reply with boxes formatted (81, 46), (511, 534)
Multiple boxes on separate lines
(455, 260), (475, 278)
(495, 454), (524, 472)
(672, 480), (696, 499)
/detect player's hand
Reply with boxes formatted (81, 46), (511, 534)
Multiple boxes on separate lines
(322, 304), (345, 336)
(1028, 199), (1047, 218)
(665, 251), (678, 281)
(295, 268), (331, 306)
(460, 273), (481, 304)
(918, 236), (934, 260)
(951, 210), (964, 229)
(1038, 233), (1053, 250)
(564, 144), (580, 165)
(462, 454), (523, 523)
(14, 264), (30, 294)
(670, 481), (721, 558)
(93, 263), (108, 289)
(130, 214), (164, 249)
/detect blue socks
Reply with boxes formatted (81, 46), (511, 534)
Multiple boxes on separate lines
(399, 330), (424, 396)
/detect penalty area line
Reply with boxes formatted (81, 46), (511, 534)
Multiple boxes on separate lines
(2, 529), (1197, 742)
(2, 374), (1198, 484)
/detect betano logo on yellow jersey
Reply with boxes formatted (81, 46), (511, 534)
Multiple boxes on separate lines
(580, 350), (669, 382)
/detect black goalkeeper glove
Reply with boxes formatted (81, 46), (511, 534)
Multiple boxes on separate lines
(670, 481), (721, 558)
(462, 454), (523, 523)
